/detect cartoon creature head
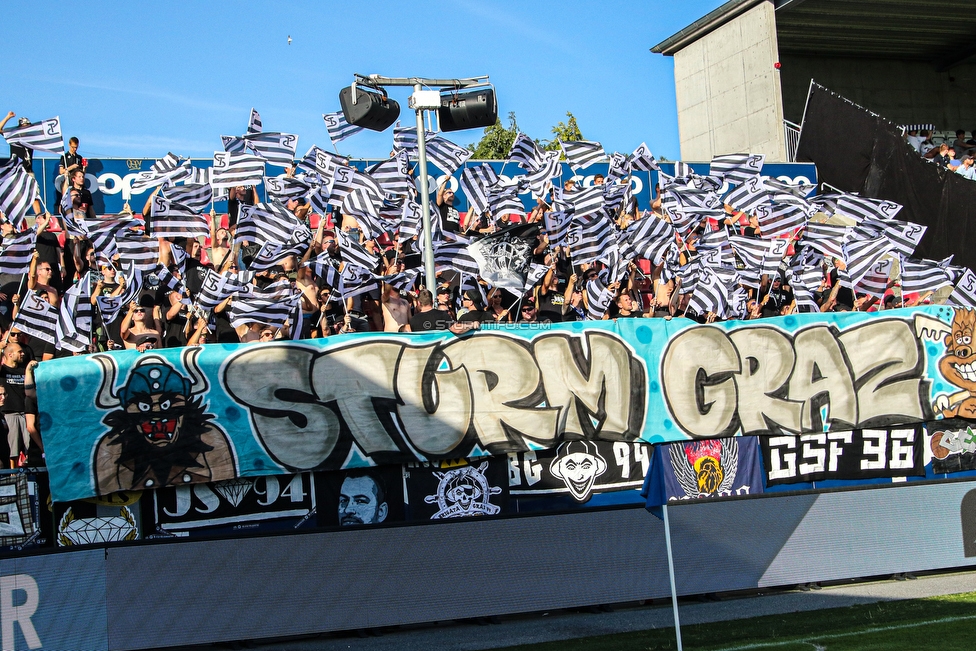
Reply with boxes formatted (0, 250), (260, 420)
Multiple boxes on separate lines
(549, 440), (608, 502)
(940, 309), (976, 391)
(93, 349), (217, 483)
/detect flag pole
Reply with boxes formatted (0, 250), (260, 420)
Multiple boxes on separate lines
(661, 503), (684, 651)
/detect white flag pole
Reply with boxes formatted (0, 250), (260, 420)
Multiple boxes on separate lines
(661, 503), (683, 651)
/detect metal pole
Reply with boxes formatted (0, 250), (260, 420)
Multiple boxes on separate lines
(415, 84), (436, 290)
(662, 503), (683, 651)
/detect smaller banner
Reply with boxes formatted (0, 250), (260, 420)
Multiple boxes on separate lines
(314, 467), (404, 528)
(404, 458), (509, 521)
(926, 420), (976, 476)
(54, 491), (143, 547)
(761, 427), (924, 486)
(146, 473), (316, 538)
(508, 441), (650, 512)
(0, 472), (45, 552)
(643, 437), (763, 507)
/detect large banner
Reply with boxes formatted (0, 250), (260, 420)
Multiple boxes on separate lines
(37, 305), (976, 502)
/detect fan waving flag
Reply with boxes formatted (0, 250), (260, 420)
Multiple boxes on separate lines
(323, 111), (364, 144)
(1, 116), (62, 153)
(235, 202), (304, 246)
(467, 223), (540, 292)
(57, 274), (93, 353)
(559, 140), (605, 171)
(460, 164), (501, 215)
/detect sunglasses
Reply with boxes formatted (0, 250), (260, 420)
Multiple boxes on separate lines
(133, 308), (146, 313)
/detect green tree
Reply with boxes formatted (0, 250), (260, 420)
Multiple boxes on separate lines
(539, 112), (584, 154)
(468, 111), (519, 159)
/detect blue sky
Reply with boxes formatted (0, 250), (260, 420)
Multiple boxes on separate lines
(2, 1), (725, 161)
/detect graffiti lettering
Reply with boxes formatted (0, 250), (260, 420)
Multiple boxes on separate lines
(662, 320), (928, 437)
(222, 332), (646, 471)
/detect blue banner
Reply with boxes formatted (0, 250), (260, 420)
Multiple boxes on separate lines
(29, 157), (816, 217)
(38, 304), (970, 502)
(642, 436), (764, 507)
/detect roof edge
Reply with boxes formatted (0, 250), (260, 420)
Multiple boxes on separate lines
(651, 0), (769, 56)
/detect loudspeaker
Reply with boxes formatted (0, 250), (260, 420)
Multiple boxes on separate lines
(439, 87), (497, 132)
(339, 86), (400, 132)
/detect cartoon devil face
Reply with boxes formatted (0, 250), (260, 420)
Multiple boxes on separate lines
(550, 441), (608, 502)
(940, 309), (976, 391)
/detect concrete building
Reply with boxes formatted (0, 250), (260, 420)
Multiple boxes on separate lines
(652, 0), (976, 162)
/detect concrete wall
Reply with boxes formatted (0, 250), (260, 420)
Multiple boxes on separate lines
(780, 55), (976, 131)
(673, 1), (787, 161)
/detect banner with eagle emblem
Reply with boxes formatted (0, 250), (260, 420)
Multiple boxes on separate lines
(642, 437), (763, 507)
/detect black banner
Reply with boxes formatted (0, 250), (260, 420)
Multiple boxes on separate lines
(404, 458), (509, 521)
(54, 491), (143, 547)
(760, 427), (924, 486)
(147, 473), (317, 538)
(508, 441), (650, 511)
(315, 467), (404, 528)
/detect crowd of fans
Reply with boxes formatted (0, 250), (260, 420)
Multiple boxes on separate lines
(906, 128), (976, 179)
(0, 109), (956, 471)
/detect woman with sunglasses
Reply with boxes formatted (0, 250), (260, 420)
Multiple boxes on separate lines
(120, 301), (163, 351)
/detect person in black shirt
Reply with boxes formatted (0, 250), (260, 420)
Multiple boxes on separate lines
(407, 289), (453, 332)
(436, 180), (461, 234)
(0, 113), (33, 173)
(56, 137), (85, 208)
(227, 185), (257, 228)
(457, 290), (493, 324)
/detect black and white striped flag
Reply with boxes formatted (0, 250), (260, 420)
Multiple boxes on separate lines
(460, 163), (500, 215)
(571, 213), (615, 265)
(801, 221), (847, 260)
(95, 262), (143, 324)
(247, 108), (263, 134)
(697, 228), (733, 267)
(585, 277), (614, 320)
(788, 264), (825, 313)
(186, 166), (212, 186)
(265, 174), (310, 203)
(305, 252), (341, 288)
(522, 150), (561, 195)
(569, 184), (605, 216)
(948, 269), (976, 308)
(249, 231), (311, 271)
(900, 259), (952, 294)
(0, 230), (36, 275)
(154, 265), (190, 302)
(607, 152), (631, 181)
(621, 214), (676, 264)
(836, 195), (902, 223)
(244, 132), (298, 167)
(221, 136), (248, 154)
(12, 293), (58, 345)
(162, 183), (213, 212)
(236, 202), (304, 246)
(149, 196), (209, 239)
(338, 263), (380, 299)
(323, 111), (364, 144)
(874, 219), (926, 259)
(508, 133), (545, 171)
(0, 157), (39, 228)
(131, 155), (192, 193)
(336, 229), (379, 271)
(367, 150), (412, 197)
(855, 258), (893, 299)
(709, 154), (764, 185)
(400, 199), (422, 239)
(686, 263), (730, 319)
(843, 236), (893, 287)
(424, 135), (472, 175)
(728, 234), (767, 270)
(559, 140), (605, 171)
(434, 241), (480, 276)
(1, 116), (62, 154)
(228, 280), (300, 329)
(487, 185), (526, 218)
(543, 210), (574, 248)
(86, 216), (142, 260)
(392, 125), (435, 159)
(761, 238), (791, 277)
(758, 203), (810, 238)
(211, 151), (265, 188)
(57, 274), (93, 352)
(375, 268), (420, 292)
(724, 176), (769, 213)
(196, 269), (253, 310)
(116, 235), (160, 272)
(630, 142), (659, 171)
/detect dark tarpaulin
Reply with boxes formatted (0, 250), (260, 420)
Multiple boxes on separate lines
(796, 82), (976, 271)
